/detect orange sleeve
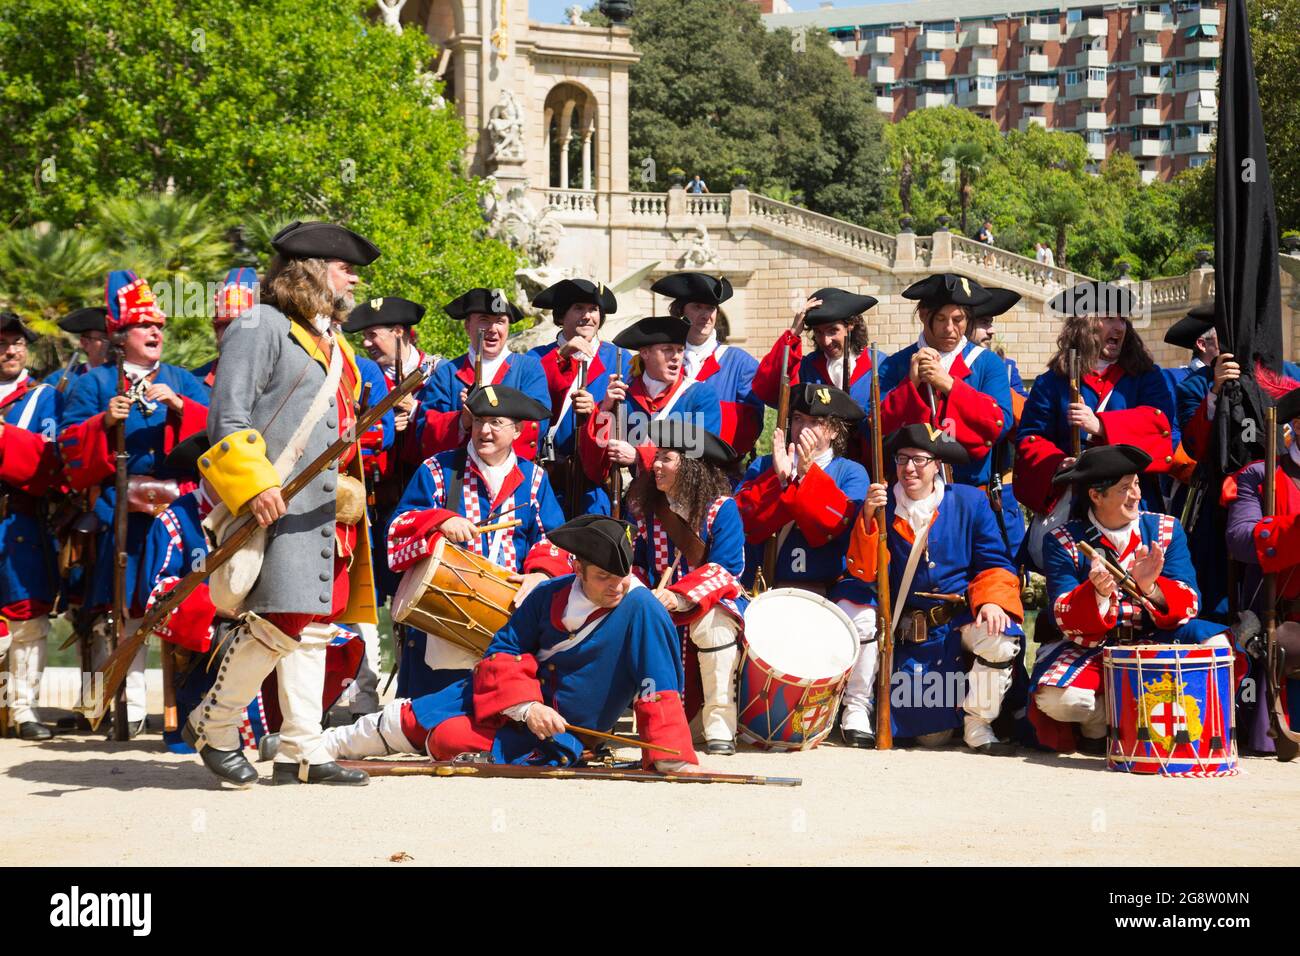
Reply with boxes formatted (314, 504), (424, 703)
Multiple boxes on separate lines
(967, 567), (1024, 622)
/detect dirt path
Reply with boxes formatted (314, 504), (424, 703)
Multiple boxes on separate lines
(2, 736), (1292, 866)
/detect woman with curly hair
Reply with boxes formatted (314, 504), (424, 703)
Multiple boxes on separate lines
(628, 420), (747, 755)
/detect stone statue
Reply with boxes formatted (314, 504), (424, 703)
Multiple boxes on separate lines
(679, 224), (720, 270)
(487, 90), (525, 164)
(376, 0), (409, 34)
(416, 71), (446, 111)
(565, 5), (585, 24)
(484, 182), (565, 266)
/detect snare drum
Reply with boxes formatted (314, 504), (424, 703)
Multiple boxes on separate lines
(391, 538), (521, 658)
(736, 588), (860, 751)
(1103, 643), (1238, 777)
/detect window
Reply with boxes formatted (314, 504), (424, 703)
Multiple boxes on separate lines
(1189, 154), (1209, 168)
(1136, 96), (1155, 109)
(1066, 70), (1081, 85)
(1031, 73), (1059, 87)
(1067, 9), (1083, 22)
(1186, 23), (1218, 37)
(1187, 89), (1216, 107)
(1085, 130), (1104, 144)
(1088, 67), (1106, 82)
(925, 20), (956, 33)
(922, 49), (942, 62)
(978, 75), (996, 90)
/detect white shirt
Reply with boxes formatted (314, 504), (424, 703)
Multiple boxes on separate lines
(469, 346), (508, 387)
(0, 369), (28, 405)
(642, 372), (671, 398)
(684, 333), (716, 379)
(917, 335), (967, 375)
(827, 351), (856, 390)
(123, 360), (160, 382)
(1089, 509), (1139, 617)
(787, 446), (834, 487)
(467, 443), (517, 501)
(893, 477), (945, 536)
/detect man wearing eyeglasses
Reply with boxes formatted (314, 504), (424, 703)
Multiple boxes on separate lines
(0, 313), (65, 739)
(382, 385), (572, 701)
(846, 423), (1024, 754)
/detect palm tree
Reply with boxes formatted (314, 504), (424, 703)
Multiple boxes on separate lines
(945, 142), (985, 235)
(93, 193), (232, 284)
(1035, 172), (1086, 269)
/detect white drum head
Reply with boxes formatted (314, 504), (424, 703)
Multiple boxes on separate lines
(742, 588), (859, 681)
(391, 552), (435, 624)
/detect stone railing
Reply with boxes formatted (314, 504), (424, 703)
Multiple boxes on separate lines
(950, 234), (1084, 290)
(749, 194), (898, 262)
(628, 192), (667, 218)
(1132, 274), (1191, 313)
(544, 189), (598, 214)
(914, 236), (933, 268)
(686, 193), (731, 216)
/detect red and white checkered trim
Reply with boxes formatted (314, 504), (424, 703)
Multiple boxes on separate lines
(1050, 526), (1080, 565)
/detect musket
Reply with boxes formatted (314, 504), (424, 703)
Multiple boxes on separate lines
(760, 339), (793, 591)
(925, 382), (954, 484)
(870, 342), (895, 750)
(337, 755), (801, 786)
(474, 329), (484, 389)
(566, 353), (590, 518)
(1075, 540), (1157, 613)
(609, 349), (625, 520)
(1068, 348), (1082, 459)
(109, 350), (130, 740)
(54, 345), (81, 394)
(88, 367), (430, 724)
(1263, 406), (1300, 760)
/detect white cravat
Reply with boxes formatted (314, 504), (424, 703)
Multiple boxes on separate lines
(684, 334), (716, 378)
(789, 446), (834, 485)
(399, 347), (424, 377)
(0, 369), (28, 404)
(470, 346), (509, 386)
(643, 373), (671, 398)
(893, 477), (945, 536)
(123, 360), (160, 381)
(1089, 509), (1138, 559)
(827, 351), (856, 390)
(1093, 358), (1115, 375)
(917, 334), (966, 374)
(468, 443), (516, 500)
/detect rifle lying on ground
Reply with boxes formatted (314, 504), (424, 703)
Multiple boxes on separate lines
(338, 755), (801, 786)
(87, 367), (429, 726)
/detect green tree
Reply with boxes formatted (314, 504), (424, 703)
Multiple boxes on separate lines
(0, 0), (519, 359)
(945, 142), (985, 235)
(1249, 0), (1300, 231)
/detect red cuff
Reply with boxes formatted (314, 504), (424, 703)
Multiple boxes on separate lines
(943, 378), (1002, 458)
(879, 378), (931, 433)
(386, 509), (455, 572)
(1148, 577), (1199, 629)
(633, 689), (698, 769)
(512, 419), (540, 462)
(420, 409), (464, 458)
(1013, 435), (1067, 514)
(788, 463), (855, 546)
(724, 403), (764, 459)
(734, 468), (790, 543)
(0, 425), (61, 495)
(472, 652), (544, 723)
(752, 330), (802, 406)
(668, 564), (741, 625)
(165, 397), (209, 456)
(1052, 580), (1115, 646)
(523, 540), (573, 577)
(1182, 398), (1213, 460)
(58, 412), (115, 490)
(579, 410), (615, 483)
(149, 580), (216, 653)
(1096, 407), (1174, 472)
(1254, 514), (1300, 574)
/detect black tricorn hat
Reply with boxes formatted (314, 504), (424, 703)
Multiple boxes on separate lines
(1163, 303), (1215, 350)
(58, 306), (109, 334)
(613, 315), (689, 349)
(650, 272), (733, 306)
(646, 419), (736, 468)
(1048, 281), (1137, 319)
(549, 514), (636, 576)
(969, 288), (1022, 321)
(803, 288), (878, 328)
(884, 423), (972, 467)
(464, 384), (551, 423)
(342, 296), (426, 332)
(791, 382), (865, 422)
(902, 273), (992, 309)
(532, 279), (617, 325)
(270, 220), (380, 266)
(0, 312), (37, 343)
(1275, 387), (1300, 425)
(1052, 444), (1152, 487)
(164, 431), (210, 476)
(443, 288), (524, 323)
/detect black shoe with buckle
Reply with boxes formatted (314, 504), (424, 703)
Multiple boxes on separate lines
(841, 728), (876, 749)
(182, 722), (259, 788)
(705, 739), (736, 756)
(270, 761), (369, 786)
(971, 740), (1018, 756)
(17, 721), (54, 741)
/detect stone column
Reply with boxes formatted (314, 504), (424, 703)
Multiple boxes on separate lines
(894, 232), (916, 271)
(559, 132), (571, 190)
(929, 231), (953, 269)
(581, 131), (592, 191)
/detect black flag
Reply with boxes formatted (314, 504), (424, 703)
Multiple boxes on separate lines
(1213, 0), (1284, 473)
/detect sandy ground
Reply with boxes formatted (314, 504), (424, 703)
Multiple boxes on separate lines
(2, 729), (1295, 867)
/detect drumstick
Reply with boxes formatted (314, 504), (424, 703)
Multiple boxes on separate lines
(1076, 540), (1155, 610)
(475, 518), (522, 534)
(656, 553), (683, 591)
(566, 723), (682, 756)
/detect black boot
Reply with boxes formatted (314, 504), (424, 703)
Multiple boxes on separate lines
(18, 721), (53, 741)
(841, 728), (876, 749)
(970, 740), (1017, 756)
(1076, 735), (1107, 756)
(182, 722), (259, 788)
(271, 761), (369, 786)
(705, 738), (736, 756)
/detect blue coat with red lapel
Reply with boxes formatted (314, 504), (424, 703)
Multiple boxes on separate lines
(416, 351), (550, 461)
(58, 362), (208, 612)
(633, 495), (749, 623)
(689, 343), (764, 459)
(407, 576), (697, 768)
(733, 454), (871, 604)
(0, 376), (64, 614)
(387, 448), (571, 699)
(528, 338), (631, 458)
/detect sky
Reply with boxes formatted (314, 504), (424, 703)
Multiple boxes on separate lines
(528, 0), (842, 24)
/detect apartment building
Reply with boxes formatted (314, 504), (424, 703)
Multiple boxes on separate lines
(755, 0), (1222, 182)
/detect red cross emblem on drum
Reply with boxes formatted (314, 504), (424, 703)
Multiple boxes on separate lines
(1139, 671), (1203, 751)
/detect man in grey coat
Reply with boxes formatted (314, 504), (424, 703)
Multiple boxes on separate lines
(184, 221), (383, 788)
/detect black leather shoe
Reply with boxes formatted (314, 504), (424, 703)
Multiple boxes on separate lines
(18, 721), (53, 741)
(705, 739), (736, 756)
(971, 740), (1017, 756)
(841, 728), (876, 749)
(182, 722), (259, 788)
(271, 761), (369, 786)
(257, 732), (280, 762)
(1077, 735), (1107, 756)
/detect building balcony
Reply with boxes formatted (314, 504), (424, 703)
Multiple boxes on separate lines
(1130, 138), (1172, 157)
(917, 91), (956, 109)
(1175, 132), (1214, 155)
(1019, 22), (1060, 44)
(1133, 43), (1164, 64)
(869, 64), (895, 84)
(1066, 78), (1107, 100)
(970, 56), (998, 77)
(1128, 106), (1163, 126)
(1175, 70), (1217, 91)
(1075, 48), (1108, 69)
(865, 35), (894, 56)
(1179, 6), (1222, 29)
(919, 31), (955, 51)
(1181, 41), (1220, 60)
(1183, 103), (1218, 122)
(1086, 141), (1108, 161)
(1133, 11), (1171, 33)
(875, 94), (895, 113)
(962, 26), (999, 48)
(1018, 115), (1048, 132)
(1129, 75), (1171, 97)
(957, 86), (997, 108)
(1018, 84), (1059, 104)
(917, 59), (949, 81)
(1019, 52), (1051, 73)
(1070, 17), (1109, 39)
(1075, 110), (1108, 130)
